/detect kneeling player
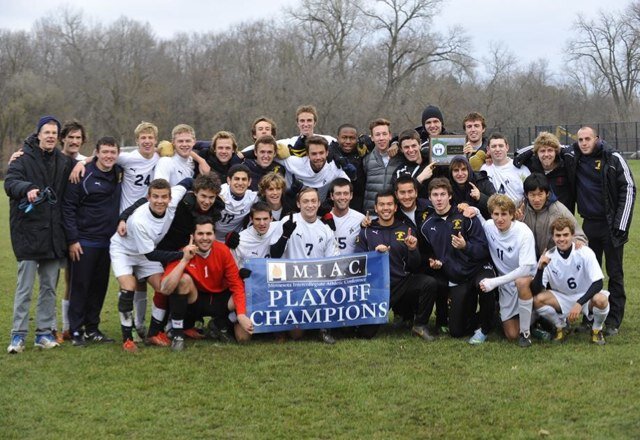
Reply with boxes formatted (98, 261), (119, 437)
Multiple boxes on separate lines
(533, 217), (609, 345)
(160, 217), (253, 350)
(479, 195), (536, 347)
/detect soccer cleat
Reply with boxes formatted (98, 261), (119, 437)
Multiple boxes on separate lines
(518, 332), (532, 348)
(468, 328), (487, 345)
(85, 330), (115, 343)
(552, 327), (567, 344)
(122, 339), (138, 353)
(591, 329), (606, 345)
(145, 332), (171, 347)
(71, 332), (86, 347)
(183, 328), (205, 340)
(412, 325), (435, 342)
(7, 334), (26, 354)
(436, 325), (450, 336)
(134, 325), (147, 342)
(34, 333), (60, 349)
(603, 327), (619, 337)
(171, 336), (185, 352)
(319, 329), (336, 345)
(531, 327), (552, 342)
(208, 321), (233, 343)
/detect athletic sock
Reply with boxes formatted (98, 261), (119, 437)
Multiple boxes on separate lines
(148, 303), (167, 337)
(134, 290), (147, 329)
(118, 289), (135, 341)
(518, 298), (533, 335)
(62, 299), (70, 331)
(592, 304), (609, 331)
(536, 305), (562, 328)
(169, 294), (188, 338)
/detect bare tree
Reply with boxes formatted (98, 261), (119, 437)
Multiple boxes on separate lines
(288, 0), (366, 77)
(359, 0), (472, 111)
(567, 3), (640, 121)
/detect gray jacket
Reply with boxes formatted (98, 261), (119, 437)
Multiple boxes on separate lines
(362, 148), (403, 212)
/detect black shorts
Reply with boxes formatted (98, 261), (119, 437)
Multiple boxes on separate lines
(187, 290), (231, 320)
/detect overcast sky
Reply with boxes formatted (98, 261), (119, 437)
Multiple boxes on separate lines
(0, 0), (628, 74)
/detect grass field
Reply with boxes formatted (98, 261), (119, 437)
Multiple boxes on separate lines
(1, 164), (640, 439)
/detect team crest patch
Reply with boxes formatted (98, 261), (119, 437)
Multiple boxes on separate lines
(395, 231), (406, 241)
(268, 262), (287, 281)
(595, 160), (601, 171)
(452, 219), (463, 230)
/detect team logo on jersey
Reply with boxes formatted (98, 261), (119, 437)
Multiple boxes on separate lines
(452, 219), (462, 230)
(595, 160), (601, 171)
(421, 212), (429, 222)
(551, 269), (559, 276)
(395, 231), (406, 241)
(129, 168), (136, 173)
(318, 237), (324, 243)
(349, 227), (355, 234)
(576, 264), (581, 271)
(507, 246), (513, 252)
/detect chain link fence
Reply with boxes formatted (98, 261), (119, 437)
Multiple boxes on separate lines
(492, 122), (640, 158)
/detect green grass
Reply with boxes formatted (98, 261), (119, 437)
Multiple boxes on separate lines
(2, 164), (640, 439)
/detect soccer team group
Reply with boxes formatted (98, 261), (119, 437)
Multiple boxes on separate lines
(4, 104), (636, 353)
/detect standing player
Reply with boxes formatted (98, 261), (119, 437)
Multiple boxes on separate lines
(154, 124), (197, 185)
(230, 201), (279, 268)
(109, 178), (188, 352)
(479, 194), (537, 347)
(72, 121), (162, 340)
(481, 133), (530, 204)
(270, 187), (339, 344)
(215, 164), (259, 242)
(533, 217), (610, 345)
(327, 178), (365, 255)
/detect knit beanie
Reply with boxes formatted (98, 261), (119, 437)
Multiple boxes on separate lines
(421, 105), (444, 126)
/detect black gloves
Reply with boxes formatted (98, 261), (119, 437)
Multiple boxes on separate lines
(225, 231), (240, 249)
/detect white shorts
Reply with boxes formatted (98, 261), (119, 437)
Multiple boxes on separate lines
(110, 247), (163, 280)
(498, 282), (519, 322)
(550, 289), (610, 321)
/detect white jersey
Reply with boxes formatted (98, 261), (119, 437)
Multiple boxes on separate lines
(215, 184), (259, 241)
(543, 244), (603, 297)
(481, 159), (530, 204)
(271, 213), (338, 259)
(154, 154), (194, 186)
(110, 185), (187, 255)
(233, 222), (281, 267)
(277, 156), (348, 201)
(483, 220), (536, 277)
(117, 150), (160, 211)
(333, 209), (365, 255)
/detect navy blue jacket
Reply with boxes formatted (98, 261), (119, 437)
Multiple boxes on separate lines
(419, 208), (490, 284)
(355, 218), (421, 286)
(62, 160), (123, 247)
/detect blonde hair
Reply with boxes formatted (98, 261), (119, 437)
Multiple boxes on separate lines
(134, 121), (158, 139)
(533, 132), (561, 155)
(171, 124), (195, 140)
(211, 131), (238, 152)
(487, 194), (516, 216)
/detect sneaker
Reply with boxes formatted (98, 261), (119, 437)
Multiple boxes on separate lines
(319, 329), (336, 345)
(122, 338), (138, 353)
(71, 332), (86, 347)
(518, 332), (532, 348)
(531, 327), (552, 341)
(53, 330), (64, 344)
(171, 335), (185, 352)
(603, 326), (619, 337)
(436, 325), (450, 336)
(552, 327), (567, 343)
(183, 328), (205, 340)
(468, 328), (487, 345)
(412, 325), (435, 342)
(7, 334), (25, 354)
(591, 329), (606, 345)
(85, 330), (115, 344)
(134, 325), (147, 342)
(34, 333), (60, 349)
(145, 332), (171, 347)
